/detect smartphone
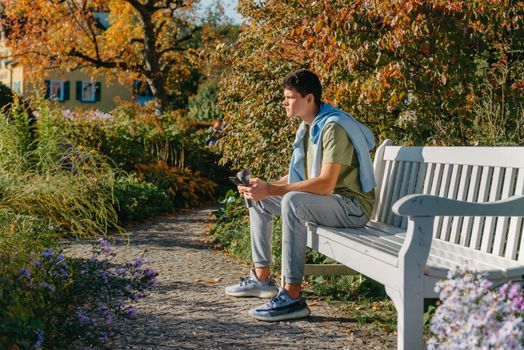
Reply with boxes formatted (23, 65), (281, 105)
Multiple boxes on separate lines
(228, 176), (243, 186)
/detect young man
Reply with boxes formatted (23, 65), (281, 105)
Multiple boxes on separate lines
(225, 69), (376, 321)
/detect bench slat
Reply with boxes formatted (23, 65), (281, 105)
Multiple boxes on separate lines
(469, 166), (492, 249)
(380, 160), (398, 223)
(457, 165), (481, 245)
(394, 162), (413, 227)
(422, 163), (435, 197)
(425, 254), (505, 279)
(400, 162), (422, 229)
(371, 139), (392, 220)
(319, 225), (404, 252)
(383, 146), (524, 168)
(312, 223), (524, 281)
(430, 239), (524, 272)
(355, 221), (523, 272)
(480, 167), (504, 253)
(436, 164), (453, 240)
(386, 161), (406, 225)
(362, 225), (522, 276)
(449, 165), (470, 242)
(506, 169), (524, 260)
(493, 168), (517, 256)
(440, 164), (461, 241)
(315, 226), (399, 266)
(428, 164), (444, 239)
(375, 160), (394, 222)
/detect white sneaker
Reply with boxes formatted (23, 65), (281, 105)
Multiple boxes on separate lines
(225, 269), (278, 298)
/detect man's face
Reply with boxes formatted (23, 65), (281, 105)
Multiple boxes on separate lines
(283, 88), (312, 119)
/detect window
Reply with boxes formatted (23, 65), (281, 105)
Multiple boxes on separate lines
(81, 82), (96, 102)
(133, 80), (154, 106)
(49, 80), (65, 101)
(12, 81), (21, 94)
(44, 80), (69, 101)
(76, 81), (101, 103)
(133, 80), (153, 97)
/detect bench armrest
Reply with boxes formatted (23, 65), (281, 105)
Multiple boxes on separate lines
(392, 194), (524, 217)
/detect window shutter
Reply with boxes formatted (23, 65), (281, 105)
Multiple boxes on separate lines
(63, 81), (70, 101)
(44, 80), (50, 99)
(95, 82), (101, 102)
(76, 81), (82, 101)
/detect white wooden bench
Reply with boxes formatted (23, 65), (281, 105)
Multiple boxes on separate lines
(306, 139), (524, 350)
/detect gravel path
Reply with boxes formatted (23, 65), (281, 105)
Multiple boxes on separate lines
(66, 207), (396, 349)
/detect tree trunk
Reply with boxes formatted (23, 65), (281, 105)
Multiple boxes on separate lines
(139, 6), (169, 117)
(146, 76), (169, 116)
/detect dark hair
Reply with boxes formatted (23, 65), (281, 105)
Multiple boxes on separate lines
(283, 69), (322, 107)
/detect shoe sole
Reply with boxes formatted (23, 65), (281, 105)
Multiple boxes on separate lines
(249, 307), (311, 322)
(225, 289), (278, 298)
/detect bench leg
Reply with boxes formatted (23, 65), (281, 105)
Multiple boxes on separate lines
(386, 286), (425, 350)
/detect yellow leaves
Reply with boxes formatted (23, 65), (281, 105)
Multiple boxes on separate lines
(314, 19), (324, 33)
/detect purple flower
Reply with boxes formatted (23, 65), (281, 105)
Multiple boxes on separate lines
(41, 249), (55, 258)
(76, 309), (91, 324)
(19, 268), (31, 278)
(429, 267), (524, 349)
(99, 331), (109, 342)
(115, 268), (128, 276)
(142, 267), (157, 278)
(58, 268), (69, 278)
(499, 284), (509, 296)
(97, 237), (112, 254)
(130, 292), (142, 301)
(132, 258), (144, 268)
(126, 307), (137, 319)
(100, 271), (109, 284)
(98, 305), (108, 314)
(34, 328), (44, 348)
(105, 314), (113, 326)
(39, 282), (56, 292)
(508, 284), (521, 299)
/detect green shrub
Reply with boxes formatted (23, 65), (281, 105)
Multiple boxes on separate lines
(206, 191), (253, 261)
(0, 99), (119, 237)
(114, 175), (174, 223)
(187, 81), (223, 122)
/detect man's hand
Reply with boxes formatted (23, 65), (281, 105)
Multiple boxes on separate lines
(239, 178), (270, 201)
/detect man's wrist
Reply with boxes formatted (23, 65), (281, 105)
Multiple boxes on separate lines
(267, 183), (287, 196)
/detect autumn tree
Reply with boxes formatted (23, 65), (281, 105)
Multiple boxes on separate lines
(0, 0), (205, 115)
(218, 0), (524, 179)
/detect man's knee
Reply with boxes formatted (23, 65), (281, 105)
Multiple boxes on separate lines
(282, 192), (309, 219)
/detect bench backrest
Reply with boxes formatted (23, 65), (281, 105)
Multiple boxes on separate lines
(371, 140), (524, 262)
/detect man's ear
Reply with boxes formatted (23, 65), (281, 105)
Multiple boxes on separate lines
(307, 93), (314, 104)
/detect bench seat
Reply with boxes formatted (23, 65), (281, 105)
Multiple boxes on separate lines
(310, 222), (524, 285)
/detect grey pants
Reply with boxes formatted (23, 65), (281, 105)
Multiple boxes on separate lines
(249, 191), (369, 284)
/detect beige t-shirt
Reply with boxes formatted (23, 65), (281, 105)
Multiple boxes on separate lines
(304, 123), (375, 218)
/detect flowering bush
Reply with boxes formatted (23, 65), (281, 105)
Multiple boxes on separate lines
(429, 267), (524, 350)
(61, 108), (112, 121)
(136, 161), (217, 208)
(0, 238), (157, 349)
